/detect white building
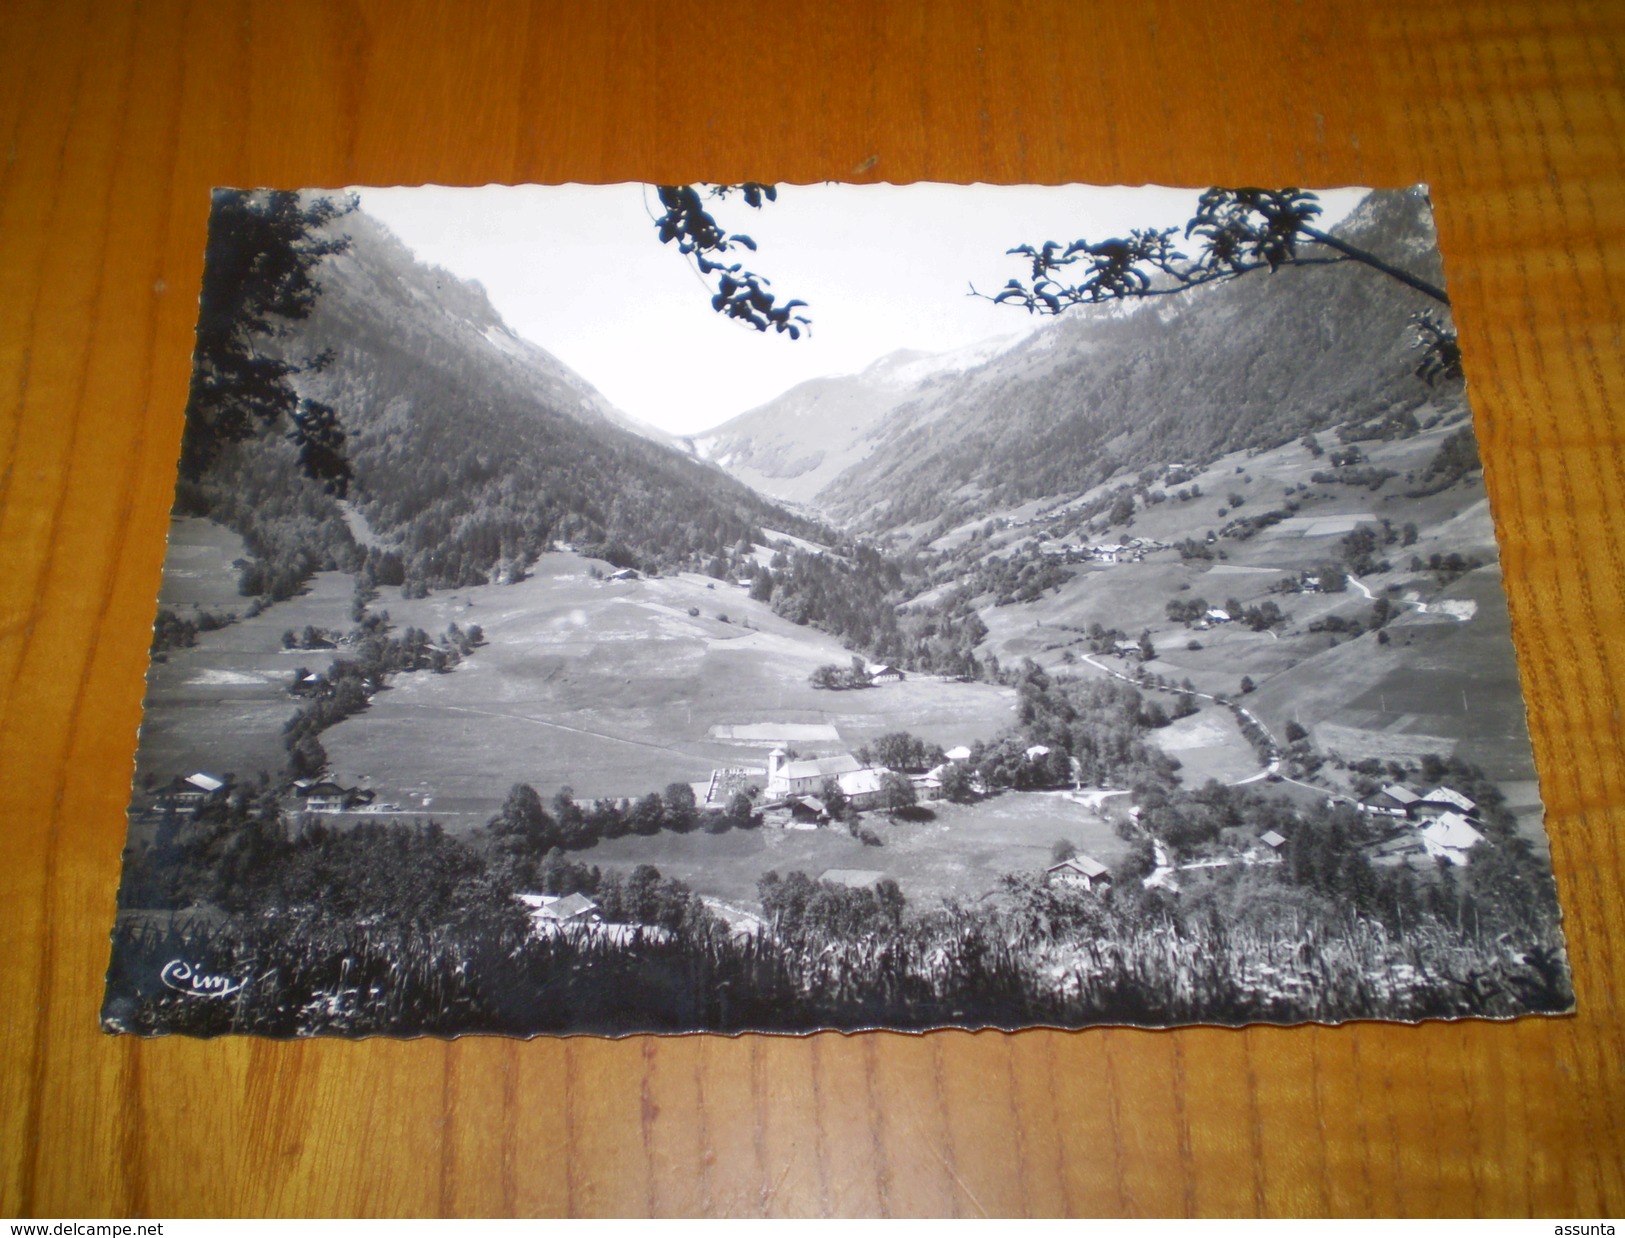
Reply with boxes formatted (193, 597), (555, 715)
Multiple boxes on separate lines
(1046, 855), (1111, 892)
(766, 749), (863, 798)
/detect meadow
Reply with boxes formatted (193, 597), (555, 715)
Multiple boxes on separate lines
(134, 520), (352, 785)
(140, 531), (1016, 821)
(576, 789), (1135, 907)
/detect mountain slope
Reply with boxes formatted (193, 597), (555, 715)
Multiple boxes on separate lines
(193, 203), (825, 593)
(696, 188), (1453, 540)
(683, 336), (1023, 506)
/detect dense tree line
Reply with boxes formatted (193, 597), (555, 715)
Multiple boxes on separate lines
(484, 781), (761, 876)
(1408, 425), (1481, 495)
(150, 606), (238, 656)
(281, 615), (478, 778)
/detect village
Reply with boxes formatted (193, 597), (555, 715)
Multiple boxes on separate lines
(139, 729), (1494, 942)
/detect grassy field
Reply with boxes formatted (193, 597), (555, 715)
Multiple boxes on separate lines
(1248, 565), (1538, 779)
(134, 521), (355, 786)
(576, 789), (1135, 907)
(133, 526), (1018, 825)
(151, 517), (252, 612)
(961, 410), (1534, 797)
(1149, 705), (1259, 784)
(320, 554), (1014, 819)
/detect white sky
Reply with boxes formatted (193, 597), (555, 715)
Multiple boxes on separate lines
(358, 183), (1367, 437)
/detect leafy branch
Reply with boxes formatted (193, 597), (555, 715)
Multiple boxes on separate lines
(654, 183), (811, 339)
(183, 190), (359, 493)
(979, 186), (1461, 387)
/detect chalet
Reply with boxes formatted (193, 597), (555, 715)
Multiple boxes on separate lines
(519, 892), (603, 930)
(1414, 786), (1478, 819)
(865, 663), (905, 683)
(1418, 812), (1485, 866)
(818, 869), (887, 890)
(835, 767), (886, 809)
(944, 745), (973, 763)
(1046, 854), (1111, 892)
(150, 772), (227, 814)
(1113, 639), (1141, 657)
(291, 779), (372, 813)
(909, 770), (943, 801)
(767, 749), (862, 798)
(1364, 784), (1419, 817)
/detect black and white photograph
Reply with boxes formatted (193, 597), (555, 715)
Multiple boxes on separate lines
(102, 181), (1573, 1038)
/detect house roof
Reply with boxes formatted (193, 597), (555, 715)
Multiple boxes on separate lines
(533, 892), (600, 921)
(818, 869), (887, 889)
(1420, 813), (1484, 852)
(782, 753), (862, 781)
(836, 768), (885, 797)
(1206, 608), (1231, 621)
(1025, 744), (1051, 760)
(1048, 855), (1110, 879)
(1381, 783), (1421, 805)
(1260, 830), (1287, 849)
(944, 746), (972, 761)
(1420, 786), (1477, 812)
(792, 796), (827, 814)
(185, 772), (225, 793)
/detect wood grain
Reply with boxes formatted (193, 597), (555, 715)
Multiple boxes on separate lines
(2, 0), (1622, 1217)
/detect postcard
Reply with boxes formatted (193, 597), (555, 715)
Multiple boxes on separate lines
(102, 182), (1571, 1036)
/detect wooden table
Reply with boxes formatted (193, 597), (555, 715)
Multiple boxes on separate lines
(2, 0), (1621, 1217)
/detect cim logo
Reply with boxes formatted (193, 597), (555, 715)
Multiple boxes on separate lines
(159, 958), (247, 999)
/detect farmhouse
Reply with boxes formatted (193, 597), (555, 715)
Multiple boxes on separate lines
(290, 779), (373, 813)
(1414, 786), (1478, 819)
(150, 771), (227, 814)
(909, 770), (943, 801)
(519, 892), (603, 928)
(1205, 608), (1232, 624)
(1046, 854), (1111, 892)
(865, 663), (905, 683)
(1365, 784), (1419, 817)
(835, 767), (886, 809)
(1418, 812), (1485, 865)
(766, 749), (862, 797)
